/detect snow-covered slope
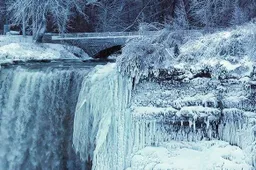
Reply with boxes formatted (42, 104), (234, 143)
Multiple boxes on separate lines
(117, 22), (256, 82)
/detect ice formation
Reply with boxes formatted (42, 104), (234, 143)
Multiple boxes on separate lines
(73, 63), (133, 170)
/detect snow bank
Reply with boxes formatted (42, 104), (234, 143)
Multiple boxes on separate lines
(0, 36), (90, 64)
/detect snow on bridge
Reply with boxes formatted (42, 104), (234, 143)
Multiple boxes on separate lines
(51, 31), (146, 40)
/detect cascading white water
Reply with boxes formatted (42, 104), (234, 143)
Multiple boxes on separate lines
(0, 66), (89, 170)
(73, 63), (133, 170)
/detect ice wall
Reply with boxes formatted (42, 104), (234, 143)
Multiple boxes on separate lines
(73, 63), (133, 170)
(130, 76), (256, 168)
(0, 66), (88, 170)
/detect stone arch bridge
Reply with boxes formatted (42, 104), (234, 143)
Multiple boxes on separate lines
(43, 32), (156, 58)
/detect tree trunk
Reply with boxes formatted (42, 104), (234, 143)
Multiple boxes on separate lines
(34, 17), (46, 43)
(22, 12), (26, 37)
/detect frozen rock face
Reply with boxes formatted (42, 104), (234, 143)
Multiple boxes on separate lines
(72, 64), (255, 170)
(0, 66), (90, 170)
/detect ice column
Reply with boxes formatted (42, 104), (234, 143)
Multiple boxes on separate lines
(73, 63), (133, 170)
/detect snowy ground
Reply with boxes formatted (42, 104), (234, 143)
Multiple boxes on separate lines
(0, 35), (90, 64)
(127, 140), (252, 170)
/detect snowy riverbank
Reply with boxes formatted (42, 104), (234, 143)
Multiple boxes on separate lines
(0, 35), (90, 64)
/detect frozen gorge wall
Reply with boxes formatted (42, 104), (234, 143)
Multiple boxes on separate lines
(0, 66), (89, 170)
(72, 63), (256, 169)
(131, 73), (256, 167)
(73, 23), (256, 170)
(72, 65), (256, 169)
(122, 23), (256, 168)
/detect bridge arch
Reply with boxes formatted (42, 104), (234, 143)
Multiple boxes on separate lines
(94, 45), (122, 59)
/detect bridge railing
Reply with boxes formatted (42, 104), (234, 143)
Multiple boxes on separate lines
(50, 31), (158, 40)
(48, 30), (204, 41)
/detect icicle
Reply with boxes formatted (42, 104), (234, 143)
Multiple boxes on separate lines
(206, 118), (210, 130)
(193, 119), (196, 132)
(189, 119), (193, 128)
(219, 109), (256, 166)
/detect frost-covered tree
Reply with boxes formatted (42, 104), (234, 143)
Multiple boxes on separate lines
(0, 0), (7, 33)
(3, 0), (256, 35)
(93, 0), (126, 31)
(188, 0), (255, 28)
(231, 5), (249, 25)
(172, 0), (189, 29)
(6, 0), (90, 40)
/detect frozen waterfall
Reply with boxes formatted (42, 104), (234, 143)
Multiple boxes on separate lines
(73, 63), (133, 170)
(72, 64), (256, 170)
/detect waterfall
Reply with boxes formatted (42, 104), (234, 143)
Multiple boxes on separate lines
(73, 63), (133, 170)
(0, 24), (255, 170)
(0, 66), (89, 170)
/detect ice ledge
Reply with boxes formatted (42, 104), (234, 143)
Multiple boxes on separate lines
(132, 106), (220, 121)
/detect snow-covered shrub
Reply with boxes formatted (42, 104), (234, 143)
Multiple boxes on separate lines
(117, 29), (203, 83)
(117, 22), (256, 84)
